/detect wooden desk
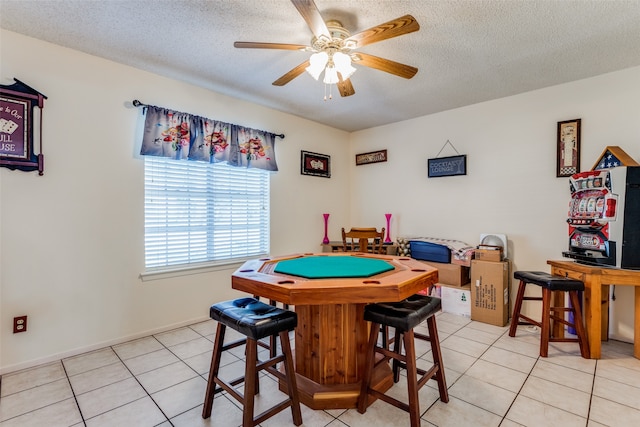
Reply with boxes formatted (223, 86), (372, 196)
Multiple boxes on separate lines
(232, 253), (438, 409)
(547, 260), (640, 359)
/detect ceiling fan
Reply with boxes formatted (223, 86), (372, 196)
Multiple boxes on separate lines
(234, 0), (420, 98)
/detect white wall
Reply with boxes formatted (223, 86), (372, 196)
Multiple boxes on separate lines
(0, 30), (351, 373)
(349, 66), (640, 341)
(2, 29), (639, 373)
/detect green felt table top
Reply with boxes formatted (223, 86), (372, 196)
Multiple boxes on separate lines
(273, 255), (395, 279)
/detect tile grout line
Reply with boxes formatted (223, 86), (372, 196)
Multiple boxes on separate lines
(60, 359), (88, 427)
(112, 337), (179, 426)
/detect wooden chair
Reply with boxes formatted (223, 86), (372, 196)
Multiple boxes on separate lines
(341, 227), (385, 254)
(342, 227), (391, 347)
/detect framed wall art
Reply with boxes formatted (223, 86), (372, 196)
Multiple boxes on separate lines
(301, 150), (330, 178)
(0, 78), (47, 175)
(355, 149), (387, 166)
(557, 118), (581, 177)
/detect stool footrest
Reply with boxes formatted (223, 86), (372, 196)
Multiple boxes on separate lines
(550, 337), (582, 343)
(369, 388), (411, 413)
(253, 400), (295, 426)
(514, 314), (541, 328)
(222, 337), (248, 352)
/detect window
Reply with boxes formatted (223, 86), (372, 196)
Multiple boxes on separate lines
(144, 156), (270, 270)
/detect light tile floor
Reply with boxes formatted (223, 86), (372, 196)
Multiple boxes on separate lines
(2, 312), (640, 427)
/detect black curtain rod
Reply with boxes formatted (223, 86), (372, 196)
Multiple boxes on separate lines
(132, 99), (285, 139)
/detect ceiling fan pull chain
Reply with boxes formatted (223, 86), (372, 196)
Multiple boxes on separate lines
(324, 82), (333, 101)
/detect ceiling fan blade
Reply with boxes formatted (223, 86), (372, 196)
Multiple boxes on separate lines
(273, 60), (311, 86)
(355, 52), (418, 79)
(345, 15), (419, 48)
(234, 42), (308, 50)
(336, 74), (355, 97)
(291, 0), (330, 39)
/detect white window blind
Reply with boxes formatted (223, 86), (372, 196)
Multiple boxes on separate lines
(144, 156), (270, 270)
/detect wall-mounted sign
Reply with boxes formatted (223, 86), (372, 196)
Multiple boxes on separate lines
(355, 149), (387, 166)
(0, 78), (47, 175)
(301, 150), (331, 178)
(428, 154), (467, 178)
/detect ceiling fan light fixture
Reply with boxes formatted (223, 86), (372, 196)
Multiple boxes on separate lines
(333, 52), (356, 79)
(323, 65), (339, 84)
(306, 51), (328, 80)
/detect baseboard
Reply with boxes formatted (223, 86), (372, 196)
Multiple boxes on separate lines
(0, 316), (210, 375)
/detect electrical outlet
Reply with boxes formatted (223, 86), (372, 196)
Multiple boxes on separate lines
(13, 316), (27, 333)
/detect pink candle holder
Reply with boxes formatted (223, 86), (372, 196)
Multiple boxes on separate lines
(384, 213), (392, 244)
(322, 213), (330, 244)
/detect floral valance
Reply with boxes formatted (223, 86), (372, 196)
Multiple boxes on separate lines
(139, 104), (278, 171)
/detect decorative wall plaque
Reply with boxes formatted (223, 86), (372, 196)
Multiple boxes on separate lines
(428, 154), (467, 178)
(355, 149), (387, 166)
(0, 78), (47, 175)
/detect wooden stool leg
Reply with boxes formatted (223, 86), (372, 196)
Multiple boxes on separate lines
(243, 338), (258, 427)
(509, 280), (527, 337)
(427, 316), (448, 402)
(203, 323), (226, 418)
(569, 291), (590, 359)
(357, 321), (381, 414)
(540, 288), (551, 357)
(279, 330), (302, 426)
(403, 329), (420, 427)
(392, 328), (403, 383)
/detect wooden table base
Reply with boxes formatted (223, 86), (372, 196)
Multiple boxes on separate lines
(280, 359), (393, 410)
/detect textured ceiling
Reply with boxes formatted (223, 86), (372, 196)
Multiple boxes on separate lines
(1, 0), (640, 132)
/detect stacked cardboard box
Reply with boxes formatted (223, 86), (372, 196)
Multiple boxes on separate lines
(429, 283), (471, 318)
(417, 260), (470, 287)
(470, 259), (510, 326)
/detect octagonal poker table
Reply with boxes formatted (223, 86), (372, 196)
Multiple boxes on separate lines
(231, 253), (438, 410)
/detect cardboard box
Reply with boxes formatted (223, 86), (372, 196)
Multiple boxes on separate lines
(438, 283), (471, 318)
(475, 248), (503, 262)
(417, 260), (470, 287)
(470, 260), (510, 326)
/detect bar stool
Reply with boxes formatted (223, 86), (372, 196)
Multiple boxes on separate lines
(357, 294), (448, 427)
(202, 297), (302, 426)
(509, 271), (589, 358)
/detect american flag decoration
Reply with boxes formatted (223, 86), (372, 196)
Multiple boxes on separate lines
(591, 146), (639, 171)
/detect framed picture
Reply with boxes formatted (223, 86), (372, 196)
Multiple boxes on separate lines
(301, 150), (330, 178)
(1, 79), (47, 175)
(428, 154), (467, 178)
(355, 149), (387, 166)
(557, 118), (581, 177)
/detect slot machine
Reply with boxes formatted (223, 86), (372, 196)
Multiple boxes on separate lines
(563, 166), (640, 269)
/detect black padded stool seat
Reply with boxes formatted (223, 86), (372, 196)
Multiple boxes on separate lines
(509, 271), (589, 358)
(358, 295), (448, 427)
(209, 297), (297, 340)
(203, 297), (302, 426)
(363, 294), (443, 332)
(514, 271), (585, 292)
